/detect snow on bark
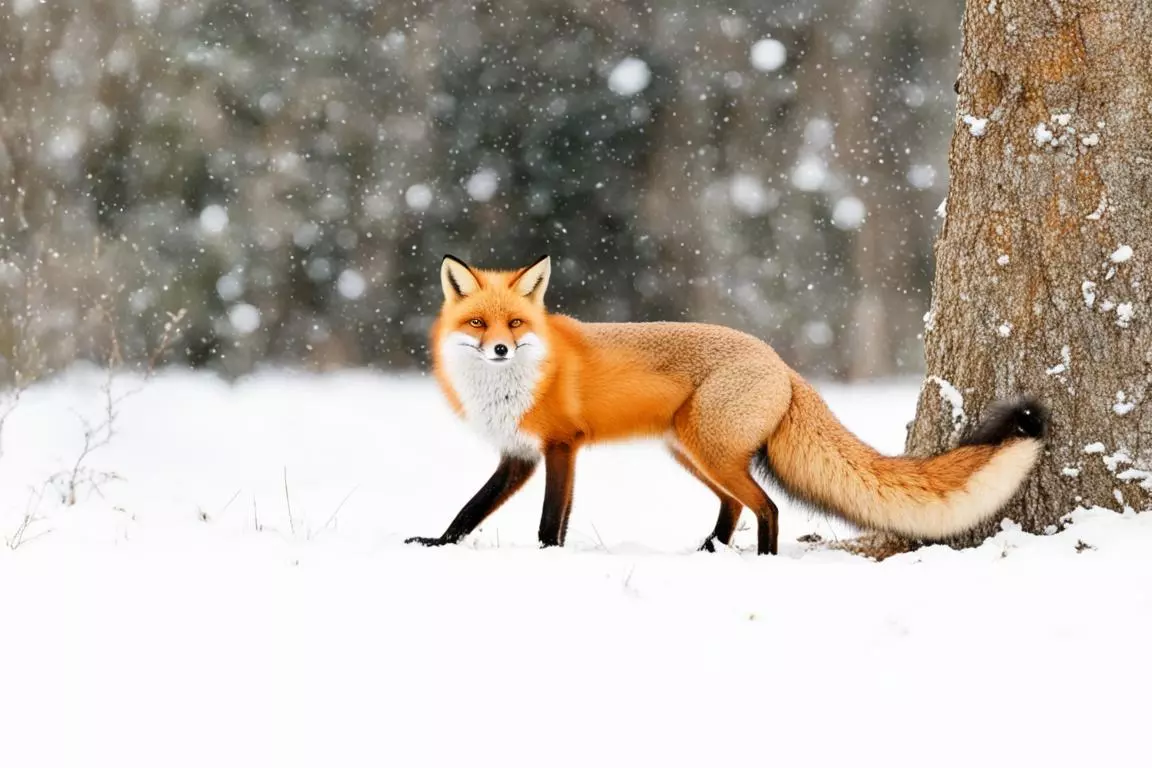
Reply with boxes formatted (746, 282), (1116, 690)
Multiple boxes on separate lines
(1109, 245), (1133, 264)
(1081, 281), (1097, 308)
(928, 376), (968, 434)
(962, 115), (989, 136)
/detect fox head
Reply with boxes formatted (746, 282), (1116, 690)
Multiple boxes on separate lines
(436, 254), (551, 367)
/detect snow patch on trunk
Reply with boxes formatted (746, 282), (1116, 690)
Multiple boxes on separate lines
(928, 376), (967, 434)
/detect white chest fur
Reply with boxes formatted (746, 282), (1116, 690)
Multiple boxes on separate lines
(439, 332), (547, 458)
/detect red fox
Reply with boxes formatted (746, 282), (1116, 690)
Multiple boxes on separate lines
(407, 255), (1048, 554)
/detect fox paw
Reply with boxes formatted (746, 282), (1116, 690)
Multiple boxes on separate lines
(405, 536), (449, 547)
(698, 537), (717, 553)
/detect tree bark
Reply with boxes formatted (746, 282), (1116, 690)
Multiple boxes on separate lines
(907, 0), (1152, 544)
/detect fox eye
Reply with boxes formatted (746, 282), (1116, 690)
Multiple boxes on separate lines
(468, 318), (484, 328)
(509, 319), (523, 328)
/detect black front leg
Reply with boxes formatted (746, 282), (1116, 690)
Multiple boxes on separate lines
(406, 455), (537, 546)
(538, 443), (576, 548)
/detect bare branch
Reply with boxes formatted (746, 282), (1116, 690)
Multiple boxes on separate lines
(147, 308), (188, 375)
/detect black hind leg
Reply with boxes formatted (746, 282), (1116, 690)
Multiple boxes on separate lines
(699, 498), (742, 551)
(755, 496), (780, 556)
(670, 447), (744, 552)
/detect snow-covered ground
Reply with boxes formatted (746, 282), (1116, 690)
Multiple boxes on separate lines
(1, 369), (1149, 767)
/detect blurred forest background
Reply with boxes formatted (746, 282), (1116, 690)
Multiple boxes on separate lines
(0, 0), (963, 383)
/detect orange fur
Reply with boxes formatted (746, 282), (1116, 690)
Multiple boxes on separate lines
(427, 256), (1046, 551)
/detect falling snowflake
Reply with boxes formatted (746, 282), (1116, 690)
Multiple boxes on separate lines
(750, 39), (787, 72)
(607, 57), (652, 96)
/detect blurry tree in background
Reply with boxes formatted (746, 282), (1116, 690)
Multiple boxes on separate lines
(0, 0), (961, 382)
(908, 0), (1151, 539)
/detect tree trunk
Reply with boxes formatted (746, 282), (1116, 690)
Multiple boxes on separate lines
(907, 0), (1152, 544)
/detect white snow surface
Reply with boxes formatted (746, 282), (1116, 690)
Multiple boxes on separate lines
(2, 369), (1151, 768)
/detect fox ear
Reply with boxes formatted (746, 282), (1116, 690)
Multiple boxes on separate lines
(511, 255), (551, 303)
(441, 255), (480, 300)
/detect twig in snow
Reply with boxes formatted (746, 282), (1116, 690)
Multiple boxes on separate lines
(218, 489), (242, 520)
(283, 467), (296, 536)
(5, 511), (52, 550)
(589, 522), (611, 553)
(5, 482), (52, 550)
(311, 486), (357, 539)
(50, 295), (187, 506)
(622, 564), (638, 596)
(52, 367), (123, 505)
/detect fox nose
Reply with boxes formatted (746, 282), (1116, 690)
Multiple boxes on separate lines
(494, 344), (509, 358)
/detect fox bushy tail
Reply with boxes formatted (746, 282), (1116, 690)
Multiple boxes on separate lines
(757, 375), (1048, 540)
